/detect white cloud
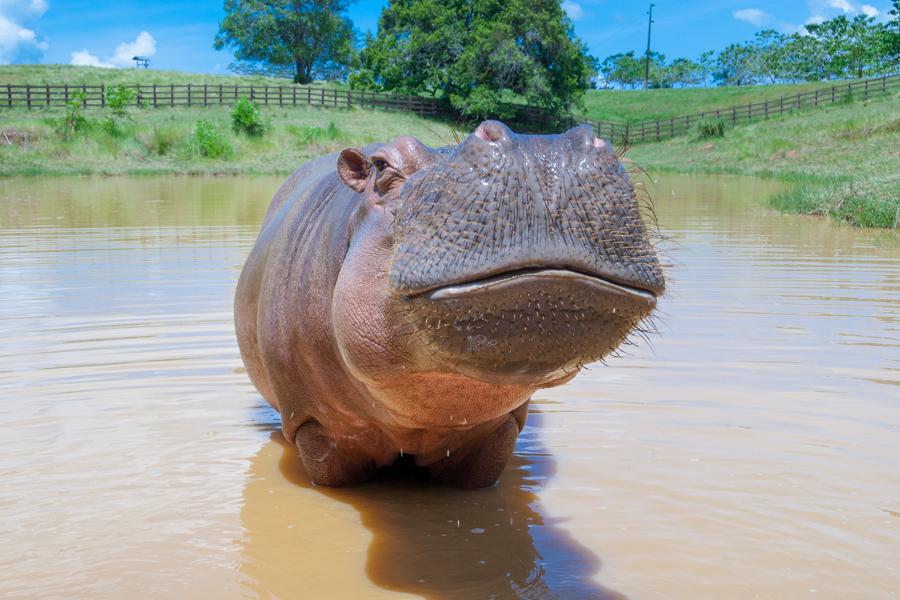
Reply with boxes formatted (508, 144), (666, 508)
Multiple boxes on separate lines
(0, 0), (48, 64)
(733, 8), (772, 26)
(826, 0), (854, 12)
(562, 1), (585, 21)
(806, 14), (827, 24)
(69, 31), (156, 69)
(69, 49), (113, 68)
(860, 4), (879, 17)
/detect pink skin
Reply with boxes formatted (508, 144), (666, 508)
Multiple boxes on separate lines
(236, 128), (631, 488)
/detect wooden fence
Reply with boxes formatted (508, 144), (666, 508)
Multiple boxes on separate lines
(2, 73), (897, 144)
(0, 82), (450, 117)
(581, 73), (900, 145)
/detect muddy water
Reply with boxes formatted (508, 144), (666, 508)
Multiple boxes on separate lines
(0, 174), (897, 600)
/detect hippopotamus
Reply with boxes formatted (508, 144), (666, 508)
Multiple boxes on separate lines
(235, 120), (664, 488)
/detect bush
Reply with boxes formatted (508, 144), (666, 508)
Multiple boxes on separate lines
(231, 98), (265, 136)
(106, 86), (136, 119)
(57, 92), (88, 138)
(288, 122), (343, 146)
(695, 117), (727, 139)
(191, 120), (233, 159)
(144, 125), (183, 156)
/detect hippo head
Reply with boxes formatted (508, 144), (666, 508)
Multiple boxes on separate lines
(332, 121), (663, 428)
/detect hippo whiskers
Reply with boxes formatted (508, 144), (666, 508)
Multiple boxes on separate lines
(235, 121), (664, 488)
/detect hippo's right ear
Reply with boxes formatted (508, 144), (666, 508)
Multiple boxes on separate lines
(337, 149), (371, 193)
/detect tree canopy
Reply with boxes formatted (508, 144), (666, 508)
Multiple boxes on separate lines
(214, 0), (355, 84)
(349, 0), (596, 118)
(599, 9), (899, 89)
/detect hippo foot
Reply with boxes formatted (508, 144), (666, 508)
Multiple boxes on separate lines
(427, 414), (522, 489)
(295, 420), (375, 486)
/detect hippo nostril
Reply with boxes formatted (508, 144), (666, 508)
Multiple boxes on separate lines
(475, 121), (505, 143)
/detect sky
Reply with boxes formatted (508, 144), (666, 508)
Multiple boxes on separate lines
(0, 0), (894, 72)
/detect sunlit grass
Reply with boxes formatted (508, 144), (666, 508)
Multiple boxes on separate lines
(0, 105), (458, 176)
(628, 91), (900, 228)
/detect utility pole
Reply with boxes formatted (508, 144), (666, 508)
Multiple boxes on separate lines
(644, 3), (655, 90)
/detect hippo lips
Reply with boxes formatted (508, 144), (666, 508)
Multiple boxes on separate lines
(407, 267), (658, 306)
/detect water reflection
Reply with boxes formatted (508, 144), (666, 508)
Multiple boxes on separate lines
(240, 410), (623, 600)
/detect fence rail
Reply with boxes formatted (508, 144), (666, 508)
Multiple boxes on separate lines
(2, 73), (897, 145)
(0, 82), (450, 117)
(581, 73), (900, 145)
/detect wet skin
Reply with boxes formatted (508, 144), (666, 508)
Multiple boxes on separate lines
(234, 121), (664, 488)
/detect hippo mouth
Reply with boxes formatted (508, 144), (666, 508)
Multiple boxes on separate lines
(399, 266), (658, 384)
(405, 267), (658, 305)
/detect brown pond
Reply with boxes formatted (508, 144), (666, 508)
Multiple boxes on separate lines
(1, 174), (897, 599)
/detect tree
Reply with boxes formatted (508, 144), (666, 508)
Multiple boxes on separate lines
(805, 14), (881, 79)
(752, 29), (788, 83)
(714, 42), (758, 86)
(351, 0), (596, 118)
(667, 57), (703, 88)
(599, 51), (644, 89)
(214, 0), (355, 84)
(698, 50), (716, 87)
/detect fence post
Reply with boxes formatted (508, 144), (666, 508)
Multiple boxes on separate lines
(814, 89), (818, 107)
(219, 84), (223, 105)
(64, 83), (69, 107)
(26, 85), (31, 110)
(293, 86), (297, 106)
(152, 84), (157, 107)
(170, 84), (174, 107)
(203, 84), (208, 107)
(320, 88), (325, 106)
(731, 106), (736, 126)
(863, 79), (868, 101)
(82, 85), (87, 107)
(764, 98), (768, 119)
(101, 84), (105, 108)
(45, 84), (50, 107)
(6, 84), (11, 108)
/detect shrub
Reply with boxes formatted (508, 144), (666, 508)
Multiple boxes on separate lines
(106, 86), (136, 119)
(145, 125), (183, 156)
(57, 92), (88, 138)
(191, 120), (233, 159)
(231, 98), (265, 136)
(288, 122), (343, 146)
(695, 117), (727, 140)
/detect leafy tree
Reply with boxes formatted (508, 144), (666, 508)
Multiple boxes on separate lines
(714, 42), (758, 86)
(752, 30), (788, 84)
(666, 57), (703, 88)
(599, 51), (644, 89)
(805, 15), (882, 78)
(697, 50), (716, 87)
(214, 0), (355, 84)
(351, 0), (596, 118)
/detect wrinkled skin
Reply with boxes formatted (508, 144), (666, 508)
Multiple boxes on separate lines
(235, 121), (664, 488)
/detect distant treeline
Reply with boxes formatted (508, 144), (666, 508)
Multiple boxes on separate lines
(599, 7), (900, 89)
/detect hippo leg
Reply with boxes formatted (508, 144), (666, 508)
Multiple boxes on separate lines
(295, 420), (375, 486)
(428, 404), (529, 489)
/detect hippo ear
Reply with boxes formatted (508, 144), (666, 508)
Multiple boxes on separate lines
(337, 149), (371, 193)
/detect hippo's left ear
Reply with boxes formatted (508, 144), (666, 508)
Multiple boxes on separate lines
(337, 149), (371, 193)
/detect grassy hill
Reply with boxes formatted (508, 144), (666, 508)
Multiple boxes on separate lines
(0, 104), (457, 176)
(0, 64), (345, 88)
(1, 65), (895, 228)
(582, 79), (865, 124)
(629, 90), (900, 228)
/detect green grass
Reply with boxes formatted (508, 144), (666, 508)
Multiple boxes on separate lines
(628, 90), (900, 229)
(582, 79), (865, 124)
(0, 64), (346, 88)
(0, 104), (458, 176)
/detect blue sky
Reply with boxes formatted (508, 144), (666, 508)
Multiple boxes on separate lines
(0, 0), (894, 71)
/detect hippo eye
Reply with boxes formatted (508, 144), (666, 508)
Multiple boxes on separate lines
(373, 159), (387, 171)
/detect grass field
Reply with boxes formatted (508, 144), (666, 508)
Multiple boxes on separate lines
(2, 65), (896, 228)
(582, 79), (865, 124)
(0, 104), (457, 176)
(0, 64), (346, 88)
(628, 90), (900, 228)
